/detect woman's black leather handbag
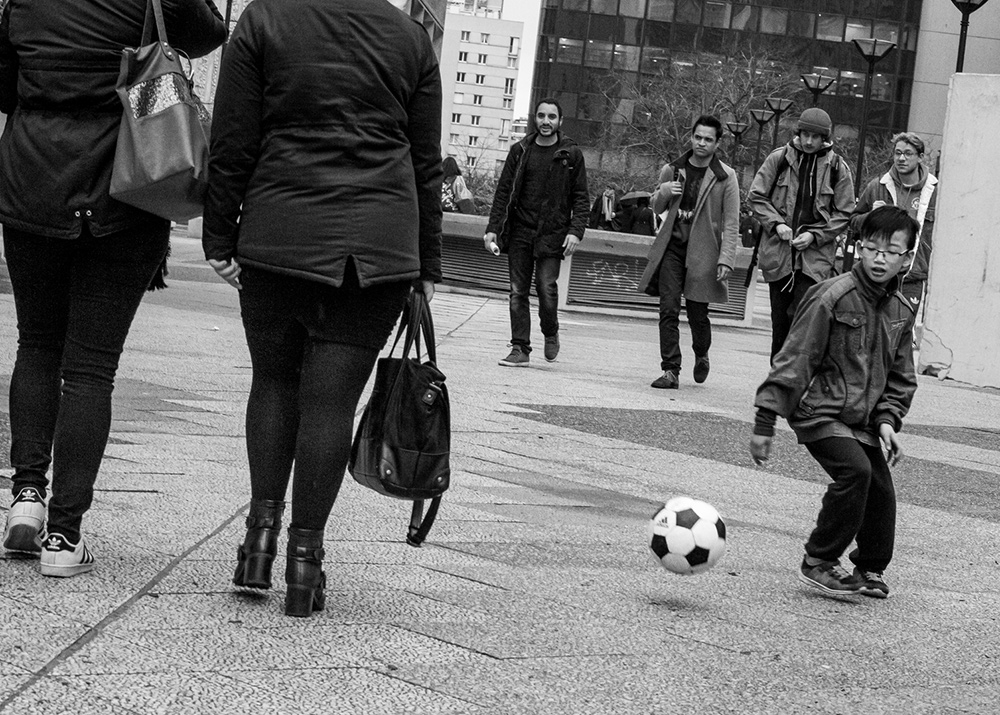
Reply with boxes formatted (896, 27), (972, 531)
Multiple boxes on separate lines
(349, 290), (450, 546)
(109, 0), (210, 221)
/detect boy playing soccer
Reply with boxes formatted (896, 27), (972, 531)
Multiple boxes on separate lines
(749, 206), (920, 599)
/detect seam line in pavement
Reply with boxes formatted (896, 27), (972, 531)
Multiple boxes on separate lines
(0, 501), (252, 713)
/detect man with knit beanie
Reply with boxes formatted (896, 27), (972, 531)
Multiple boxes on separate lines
(850, 132), (938, 311)
(749, 107), (856, 359)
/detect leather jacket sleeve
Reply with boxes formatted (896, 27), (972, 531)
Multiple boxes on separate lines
(486, 144), (520, 236)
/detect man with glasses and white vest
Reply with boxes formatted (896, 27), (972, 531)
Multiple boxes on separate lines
(850, 132), (938, 310)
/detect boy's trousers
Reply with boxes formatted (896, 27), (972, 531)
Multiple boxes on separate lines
(804, 437), (896, 573)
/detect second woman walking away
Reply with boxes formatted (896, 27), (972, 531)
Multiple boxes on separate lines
(202, 0), (442, 617)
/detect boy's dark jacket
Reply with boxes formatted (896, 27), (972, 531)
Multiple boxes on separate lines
(486, 131), (589, 258)
(754, 263), (917, 445)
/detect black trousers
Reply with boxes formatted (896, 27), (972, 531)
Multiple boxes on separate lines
(238, 266), (409, 531)
(4, 224), (170, 541)
(657, 237), (710, 373)
(804, 437), (896, 573)
(767, 271), (817, 360)
(506, 225), (560, 353)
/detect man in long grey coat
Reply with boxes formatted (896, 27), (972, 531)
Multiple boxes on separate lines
(639, 115), (740, 389)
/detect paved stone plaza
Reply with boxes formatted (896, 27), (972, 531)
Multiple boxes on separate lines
(1, 234), (998, 714)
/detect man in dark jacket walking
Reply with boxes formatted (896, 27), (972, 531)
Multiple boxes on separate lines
(484, 98), (589, 367)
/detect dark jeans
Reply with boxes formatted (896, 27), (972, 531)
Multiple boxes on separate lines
(238, 266), (409, 531)
(657, 238), (710, 373)
(805, 437), (896, 573)
(768, 271), (817, 360)
(4, 224), (170, 542)
(507, 226), (560, 353)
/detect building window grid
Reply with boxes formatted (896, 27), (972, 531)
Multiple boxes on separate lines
(476, 74), (486, 85)
(473, 94), (483, 105)
(451, 113), (461, 123)
(456, 72), (466, 82)
(468, 135), (479, 146)
(538, 3), (914, 135)
(458, 51), (468, 62)
(478, 53), (488, 64)
(470, 115), (481, 126)
(503, 97), (513, 109)
(503, 77), (515, 95)
(460, 31), (470, 42)
(481, 33), (490, 44)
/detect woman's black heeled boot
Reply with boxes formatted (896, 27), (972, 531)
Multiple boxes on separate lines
(285, 527), (326, 618)
(233, 499), (285, 589)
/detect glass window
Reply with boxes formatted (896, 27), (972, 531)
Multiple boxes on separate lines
(760, 8), (787, 35)
(508, 56), (517, 68)
(844, 18), (872, 43)
(466, 156), (477, 168)
(468, 136), (478, 146)
(501, 119), (511, 135)
(458, 51), (468, 62)
(503, 97), (513, 109)
(704, 1), (730, 28)
(621, 17), (643, 44)
(730, 4), (757, 31)
(449, 133), (459, 144)
(510, 37), (520, 55)
(451, 113), (461, 123)
(902, 25), (917, 52)
(577, 93), (606, 121)
(557, 38), (585, 64)
(562, 0), (588, 9)
(871, 72), (893, 101)
(589, 13), (616, 40)
(645, 20), (671, 47)
(816, 14), (844, 41)
(676, 0), (701, 24)
(476, 74), (485, 84)
(613, 44), (641, 71)
(473, 94), (483, 105)
(620, 0), (645, 18)
(647, 0), (675, 21)
(836, 71), (865, 99)
(456, 72), (465, 82)
(584, 40), (615, 68)
(470, 115), (481, 126)
(461, 31), (470, 41)
(787, 11), (814, 38)
(481, 33), (490, 43)
(640, 46), (670, 74)
(873, 22), (898, 45)
(591, 0), (617, 13)
(477, 54), (488, 64)
(504, 77), (516, 94)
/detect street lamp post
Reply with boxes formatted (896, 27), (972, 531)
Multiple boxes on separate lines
(765, 97), (793, 149)
(952, 0), (993, 72)
(800, 73), (836, 106)
(749, 108), (775, 169)
(726, 120), (749, 148)
(851, 38), (896, 198)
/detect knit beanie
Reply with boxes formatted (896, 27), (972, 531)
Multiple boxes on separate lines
(797, 108), (832, 138)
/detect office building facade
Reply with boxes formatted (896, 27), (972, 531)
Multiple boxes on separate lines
(532, 0), (1000, 159)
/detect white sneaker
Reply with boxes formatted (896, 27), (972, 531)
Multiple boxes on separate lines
(3, 487), (46, 556)
(40, 532), (95, 578)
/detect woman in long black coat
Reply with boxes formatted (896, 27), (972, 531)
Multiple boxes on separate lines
(0, 0), (225, 576)
(203, 0), (443, 617)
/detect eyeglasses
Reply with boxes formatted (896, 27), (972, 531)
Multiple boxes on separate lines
(893, 150), (918, 158)
(859, 244), (910, 259)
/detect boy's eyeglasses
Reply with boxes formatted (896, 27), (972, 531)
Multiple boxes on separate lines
(893, 150), (918, 158)
(859, 244), (910, 259)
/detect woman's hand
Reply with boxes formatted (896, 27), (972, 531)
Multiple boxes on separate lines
(207, 258), (242, 290)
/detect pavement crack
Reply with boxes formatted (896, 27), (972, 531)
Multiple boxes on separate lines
(0, 501), (251, 713)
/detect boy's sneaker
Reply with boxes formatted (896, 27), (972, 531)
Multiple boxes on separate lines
(854, 567), (889, 599)
(3, 487), (46, 556)
(543, 334), (560, 362)
(651, 370), (679, 389)
(798, 558), (863, 598)
(40, 532), (95, 578)
(498, 345), (529, 367)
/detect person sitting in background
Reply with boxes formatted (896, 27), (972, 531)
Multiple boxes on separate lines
(623, 196), (656, 236)
(441, 156), (475, 214)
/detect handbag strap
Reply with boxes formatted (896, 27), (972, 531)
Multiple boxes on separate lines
(141, 0), (171, 50)
(387, 290), (437, 364)
(406, 498), (441, 547)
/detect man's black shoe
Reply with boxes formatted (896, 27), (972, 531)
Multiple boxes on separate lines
(693, 355), (710, 384)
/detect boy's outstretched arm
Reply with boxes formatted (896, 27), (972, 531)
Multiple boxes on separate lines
(749, 407), (778, 465)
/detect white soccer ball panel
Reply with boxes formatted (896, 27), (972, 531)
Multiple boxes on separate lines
(690, 519), (722, 548)
(663, 496), (694, 513)
(659, 552), (694, 575)
(665, 527), (695, 554)
(689, 499), (720, 522)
